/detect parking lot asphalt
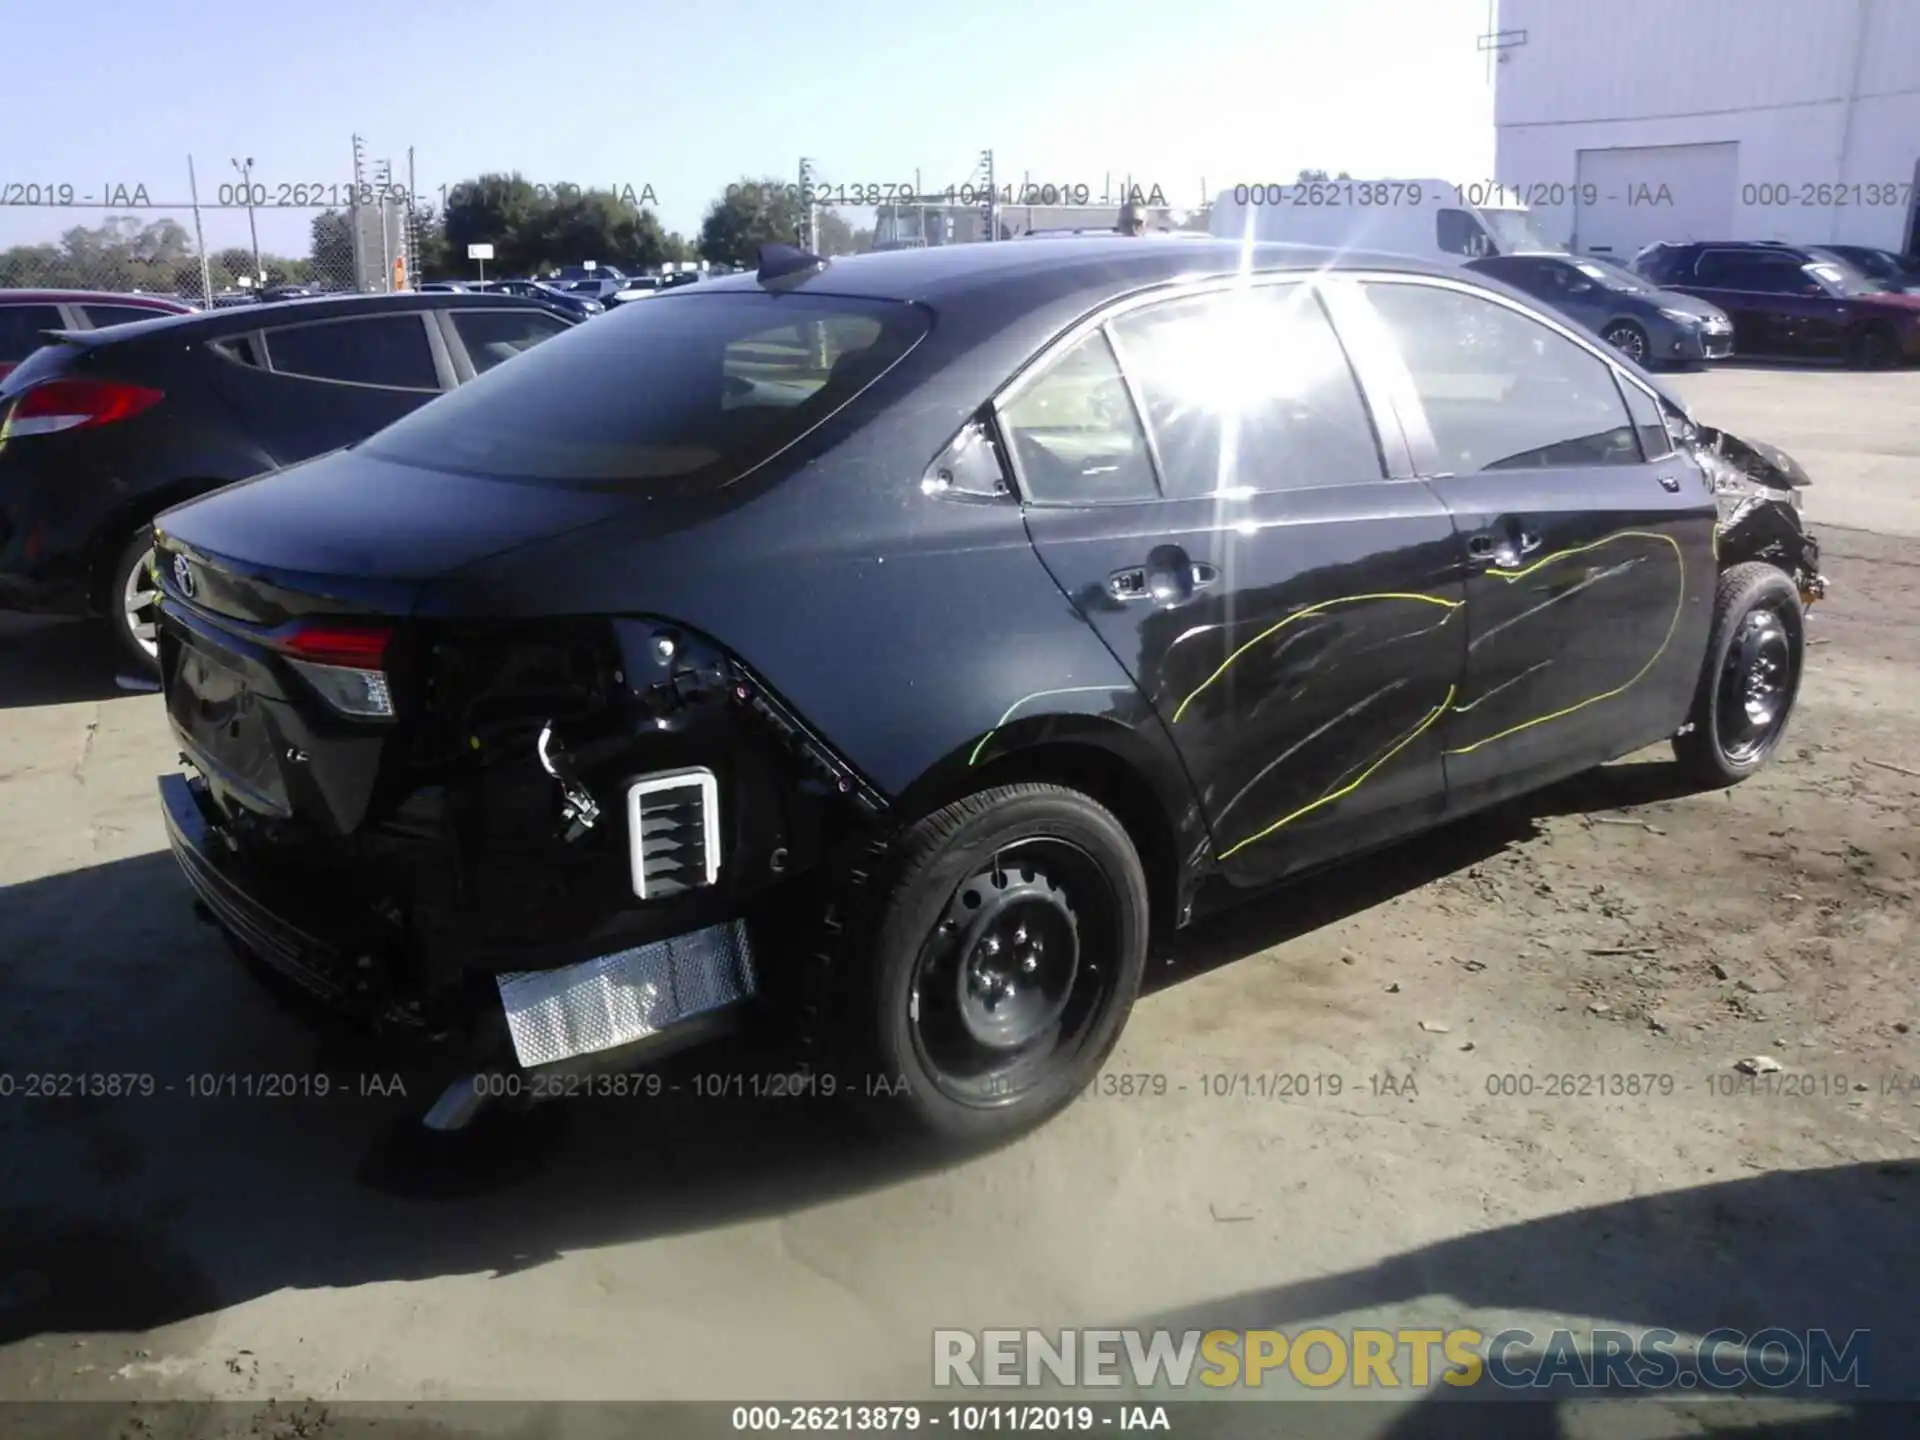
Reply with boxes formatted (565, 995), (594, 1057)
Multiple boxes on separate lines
(0, 367), (1915, 1432)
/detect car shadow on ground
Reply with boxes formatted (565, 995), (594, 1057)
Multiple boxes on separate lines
(1122, 1158), (1919, 1436)
(0, 615), (147, 709)
(0, 759), (1723, 1355)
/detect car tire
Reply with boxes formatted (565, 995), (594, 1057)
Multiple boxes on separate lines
(1671, 562), (1805, 788)
(1601, 321), (1649, 366)
(834, 783), (1150, 1146)
(108, 526), (162, 679)
(1848, 322), (1897, 370)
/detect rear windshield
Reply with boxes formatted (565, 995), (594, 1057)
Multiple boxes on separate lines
(359, 291), (928, 489)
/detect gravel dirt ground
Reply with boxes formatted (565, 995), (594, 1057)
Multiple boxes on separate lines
(0, 366), (1914, 1438)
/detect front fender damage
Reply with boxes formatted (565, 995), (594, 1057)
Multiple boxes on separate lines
(1686, 421), (1828, 606)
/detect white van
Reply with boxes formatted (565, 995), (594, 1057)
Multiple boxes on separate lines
(1208, 178), (1563, 264)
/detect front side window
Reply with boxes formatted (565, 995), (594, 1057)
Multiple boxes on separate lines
(264, 315), (439, 390)
(449, 308), (570, 374)
(1618, 379), (1672, 460)
(1363, 281), (1640, 474)
(1106, 284), (1384, 498)
(359, 292), (928, 490)
(998, 330), (1157, 504)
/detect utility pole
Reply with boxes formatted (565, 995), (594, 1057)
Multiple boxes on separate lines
(231, 157), (262, 282)
(374, 158), (393, 292)
(186, 156), (214, 306)
(798, 156), (818, 250)
(405, 146), (418, 290)
(351, 134), (368, 291)
(979, 149), (996, 242)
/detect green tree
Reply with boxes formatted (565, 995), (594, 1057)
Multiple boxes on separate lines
(213, 247), (256, 286)
(850, 225), (874, 253)
(814, 208), (861, 256)
(440, 172), (548, 274)
(0, 216), (216, 295)
(310, 209), (354, 283)
(697, 177), (807, 267)
(409, 202), (451, 281)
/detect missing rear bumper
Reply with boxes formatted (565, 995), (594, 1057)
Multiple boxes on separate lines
(495, 920), (757, 1068)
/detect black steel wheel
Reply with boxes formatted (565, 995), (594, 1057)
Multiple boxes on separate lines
(853, 783), (1149, 1144)
(1602, 321), (1649, 366)
(1674, 562), (1805, 786)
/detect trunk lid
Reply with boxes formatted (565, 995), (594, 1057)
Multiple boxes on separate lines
(152, 446), (640, 835)
(154, 444), (639, 607)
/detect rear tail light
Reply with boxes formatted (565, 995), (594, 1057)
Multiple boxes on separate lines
(272, 623), (395, 719)
(3, 378), (164, 436)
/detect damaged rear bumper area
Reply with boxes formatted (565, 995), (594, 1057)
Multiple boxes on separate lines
(162, 771), (759, 1074)
(152, 595), (887, 1095)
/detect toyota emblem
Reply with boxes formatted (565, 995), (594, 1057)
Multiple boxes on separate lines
(172, 553), (196, 599)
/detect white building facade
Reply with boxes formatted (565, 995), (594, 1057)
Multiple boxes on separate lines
(1494, 0), (1920, 261)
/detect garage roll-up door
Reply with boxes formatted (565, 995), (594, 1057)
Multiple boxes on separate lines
(1575, 143), (1739, 260)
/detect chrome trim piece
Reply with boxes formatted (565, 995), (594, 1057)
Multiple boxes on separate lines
(626, 767), (721, 899)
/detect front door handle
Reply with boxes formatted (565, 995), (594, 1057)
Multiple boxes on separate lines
(1108, 567), (1151, 600)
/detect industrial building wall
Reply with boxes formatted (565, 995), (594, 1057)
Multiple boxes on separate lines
(1493, 0), (1920, 254)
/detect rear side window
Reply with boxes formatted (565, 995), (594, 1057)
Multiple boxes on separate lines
(449, 308), (571, 374)
(999, 331), (1158, 504)
(264, 315), (439, 390)
(359, 292), (929, 488)
(0, 304), (66, 363)
(1107, 284), (1383, 497)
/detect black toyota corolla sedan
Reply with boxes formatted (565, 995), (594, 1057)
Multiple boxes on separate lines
(148, 238), (1826, 1145)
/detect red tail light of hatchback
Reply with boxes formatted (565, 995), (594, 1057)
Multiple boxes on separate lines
(2, 378), (165, 437)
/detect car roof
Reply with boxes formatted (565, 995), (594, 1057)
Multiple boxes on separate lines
(0, 289), (195, 309)
(687, 236), (1467, 307)
(43, 289), (562, 346)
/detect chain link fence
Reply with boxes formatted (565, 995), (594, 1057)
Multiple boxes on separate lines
(0, 151), (419, 307)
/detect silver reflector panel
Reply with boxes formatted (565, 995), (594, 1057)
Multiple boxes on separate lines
(495, 919), (756, 1067)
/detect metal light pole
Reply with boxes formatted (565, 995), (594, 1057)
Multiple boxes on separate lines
(231, 157), (263, 283)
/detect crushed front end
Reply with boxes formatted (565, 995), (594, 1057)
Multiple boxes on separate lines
(154, 555), (884, 1086)
(1680, 416), (1829, 608)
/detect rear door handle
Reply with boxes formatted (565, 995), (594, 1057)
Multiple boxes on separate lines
(1107, 567), (1150, 600)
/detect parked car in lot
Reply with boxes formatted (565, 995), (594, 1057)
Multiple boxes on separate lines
(1466, 252), (1732, 367)
(604, 276), (666, 307)
(0, 291), (577, 675)
(0, 289), (195, 381)
(1808, 244), (1920, 294)
(1630, 241), (1920, 367)
(1210, 178), (1563, 264)
(563, 276), (627, 302)
(477, 279), (605, 319)
(145, 239), (1826, 1146)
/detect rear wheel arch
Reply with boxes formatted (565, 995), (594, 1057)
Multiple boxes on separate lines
(896, 729), (1191, 948)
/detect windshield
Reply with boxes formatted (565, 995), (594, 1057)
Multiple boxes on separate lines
(1483, 208), (1563, 255)
(360, 291), (930, 490)
(1571, 257), (1651, 293)
(1806, 260), (1880, 297)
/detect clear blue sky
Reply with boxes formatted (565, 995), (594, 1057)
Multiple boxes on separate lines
(3, 0), (1495, 258)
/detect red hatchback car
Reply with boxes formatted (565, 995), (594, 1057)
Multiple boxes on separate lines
(0, 290), (196, 381)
